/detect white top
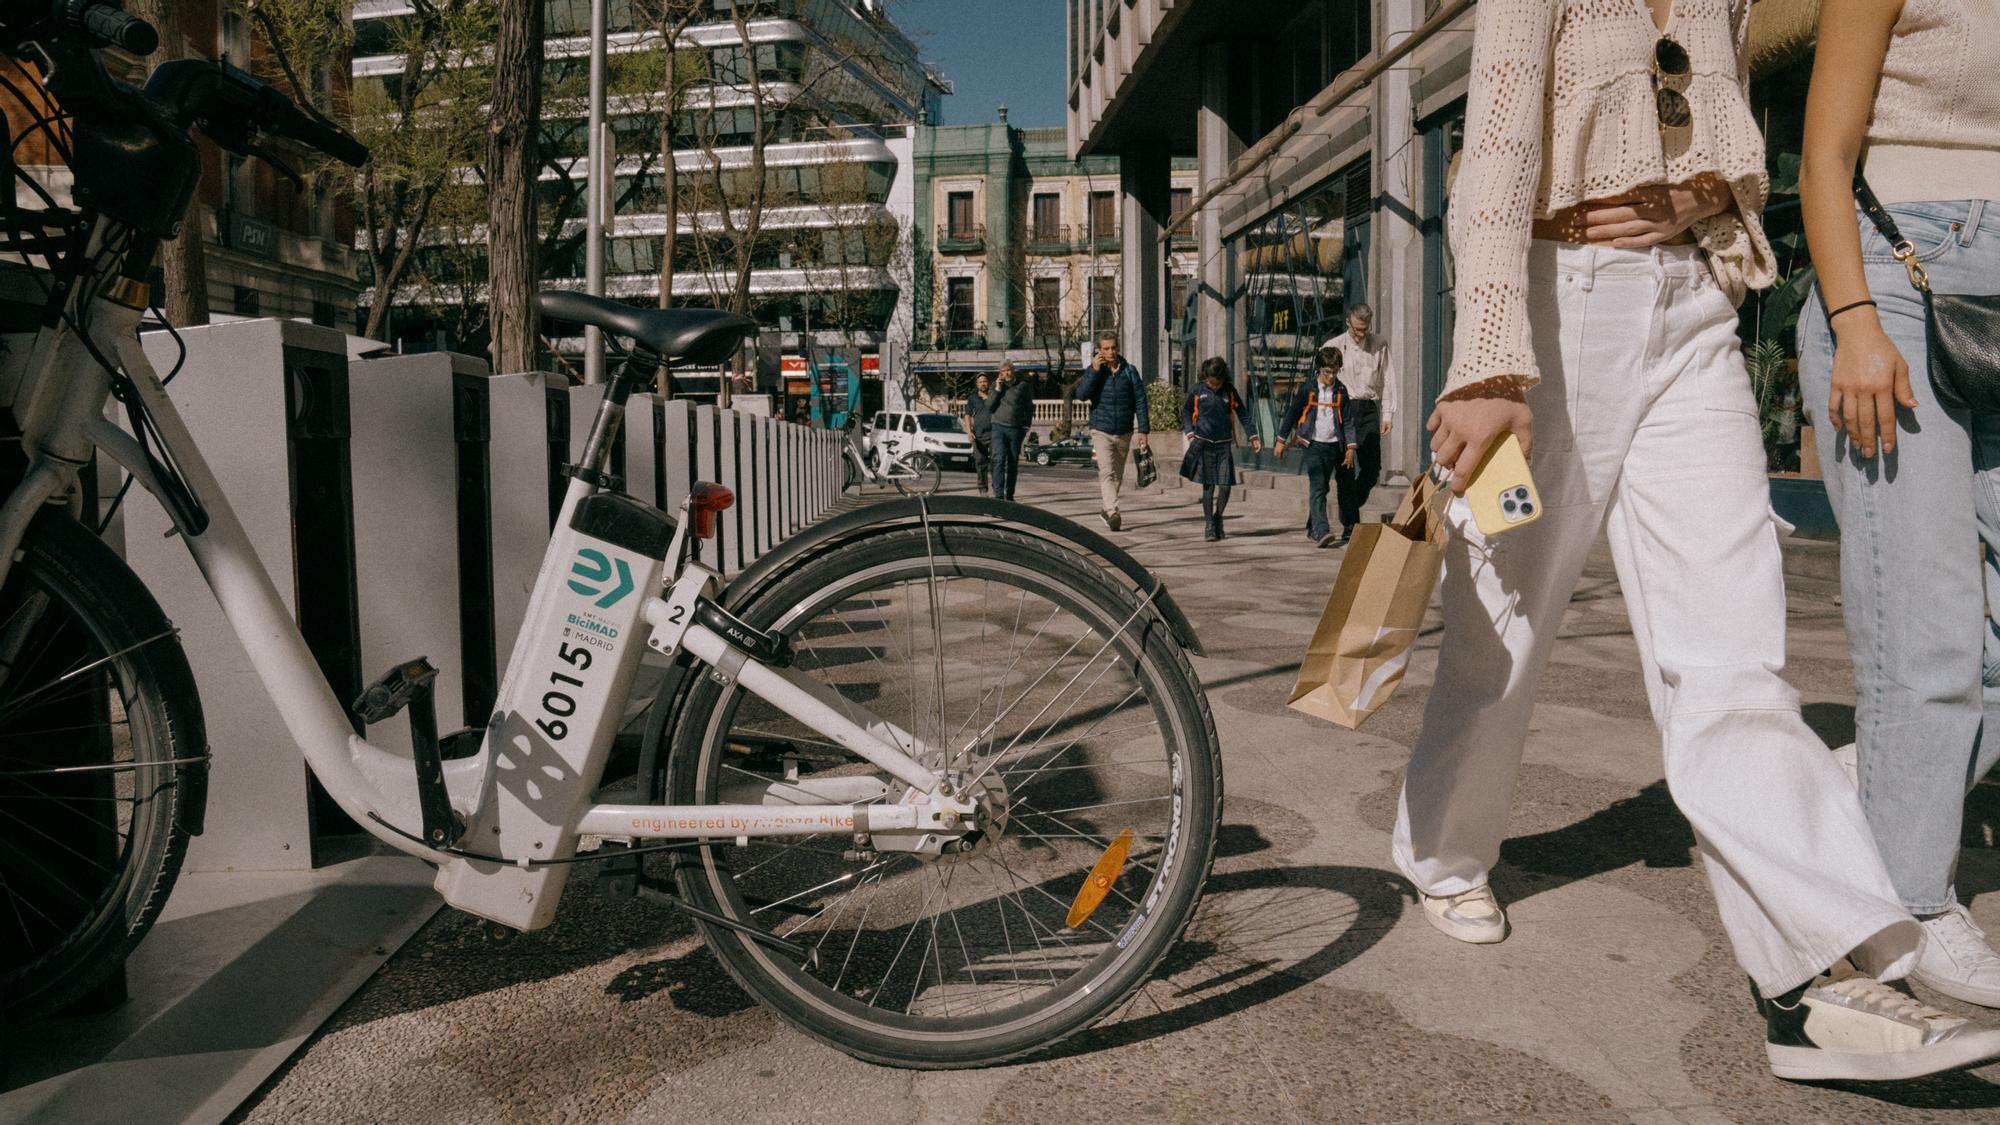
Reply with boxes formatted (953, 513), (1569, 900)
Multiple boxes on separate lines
(1861, 0), (2000, 205)
(1311, 386), (1345, 444)
(1322, 332), (1398, 420)
(1445, 0), (1774, 400)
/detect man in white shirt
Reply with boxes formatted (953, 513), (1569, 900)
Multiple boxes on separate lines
(1321, 303), (1395, 527)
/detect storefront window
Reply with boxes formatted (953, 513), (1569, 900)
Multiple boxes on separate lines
(1231, 159), (1367, 441)
(1420, 106), (1465, 456)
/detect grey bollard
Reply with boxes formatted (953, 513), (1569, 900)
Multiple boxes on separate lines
(128, 320), (356, 872)
(348, 350), (485, 753)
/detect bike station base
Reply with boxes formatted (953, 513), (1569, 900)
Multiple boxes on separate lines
(0, 854), (438, 1125)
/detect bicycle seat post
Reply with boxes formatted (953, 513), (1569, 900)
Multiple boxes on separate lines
(574, 348), (657, 483)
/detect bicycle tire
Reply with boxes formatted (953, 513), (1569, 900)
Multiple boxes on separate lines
(665, 524), (1221, 1068)
(892, 452), (940, 497)
(0, 511), (204, 1017)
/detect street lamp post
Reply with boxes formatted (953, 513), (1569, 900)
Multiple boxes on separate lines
(583, 0), (608, 384)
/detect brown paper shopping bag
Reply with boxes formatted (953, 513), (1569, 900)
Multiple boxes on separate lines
(1287, 470), (1452, 729)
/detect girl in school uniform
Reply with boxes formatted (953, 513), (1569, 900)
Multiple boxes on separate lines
(1179, 357), (1262, 540)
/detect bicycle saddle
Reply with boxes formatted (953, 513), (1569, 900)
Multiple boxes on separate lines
(536, 291), (756, 364)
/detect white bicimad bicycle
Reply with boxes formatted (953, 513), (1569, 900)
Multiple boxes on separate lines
(0, 5), (1222, 1068)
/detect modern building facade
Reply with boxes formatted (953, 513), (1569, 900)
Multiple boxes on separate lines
(907, 112), (1198, 406)
(354, 0), (945, 412)
(1070, 0), (1822, 498)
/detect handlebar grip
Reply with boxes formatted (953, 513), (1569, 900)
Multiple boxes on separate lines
(77, 3), (157, 55)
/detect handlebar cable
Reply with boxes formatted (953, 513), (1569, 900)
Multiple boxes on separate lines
(95, 303), (185, 534)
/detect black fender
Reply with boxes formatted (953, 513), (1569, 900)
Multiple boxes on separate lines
(634, 497), (1204, 798)
(721, 496), (1204, 656)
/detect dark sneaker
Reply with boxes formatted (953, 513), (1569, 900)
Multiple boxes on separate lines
(1202, 519), (1219, 542)
(1317, 532), (1343, 548)
(1759, 970), (2000, 1081)
(1341, 524), (1355, 543)
(1210, 515), (1225, 541)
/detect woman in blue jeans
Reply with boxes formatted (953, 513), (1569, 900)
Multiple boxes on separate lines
(1799, 0), (2000, 1008)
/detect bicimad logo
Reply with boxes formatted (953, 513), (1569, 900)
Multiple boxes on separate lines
(568, 548), (634, 608)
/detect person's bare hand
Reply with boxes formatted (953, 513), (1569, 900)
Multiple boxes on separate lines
(1273, 438), (1289, 457)
(1342, 447), (1357, 469)
(1829, 311), (1917, 457)
(1380, 419), (1393, 436)
(1580, 175), (1731, 248)
(1135, 432), (1150, 450)
(1428, 394), (1533, 494)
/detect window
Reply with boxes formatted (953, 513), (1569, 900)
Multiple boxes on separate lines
(901, 415), (917, 433)
(1032, 193), (1062, 240)
(1089, 191), (1116, 240)
(1033, 277), (1062, 337)
(1089, 275), (1117, 335)
(946, 277), (976, 339)
(1170, 188), (1193, 224)
(946, 191), (975, 237)
(1169, 274), (1191, 327)
(918, 415), (961, 433)
(233, 286), (260, 317)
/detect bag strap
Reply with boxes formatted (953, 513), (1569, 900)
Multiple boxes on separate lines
(1854, 173), (1933, 294)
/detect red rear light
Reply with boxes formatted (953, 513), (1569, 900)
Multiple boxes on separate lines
(688, 482), (734, 539)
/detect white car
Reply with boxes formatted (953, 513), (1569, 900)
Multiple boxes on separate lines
(866, 411), (978, 471)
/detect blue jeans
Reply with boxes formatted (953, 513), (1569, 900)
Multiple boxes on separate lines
(1798, 198), (2000, 915)
(990, 424), (1026, 501)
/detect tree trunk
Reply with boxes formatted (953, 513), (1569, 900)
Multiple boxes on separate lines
(486, 0), (543, 373)
(130, 0), (208, 324)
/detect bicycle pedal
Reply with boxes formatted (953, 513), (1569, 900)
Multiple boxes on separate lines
(352, 657), (438, 724)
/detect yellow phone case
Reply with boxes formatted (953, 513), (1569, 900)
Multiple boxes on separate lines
(1464, 433), (1542, 537)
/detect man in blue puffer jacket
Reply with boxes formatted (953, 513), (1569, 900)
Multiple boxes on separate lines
(1077, 331), (1150, 531)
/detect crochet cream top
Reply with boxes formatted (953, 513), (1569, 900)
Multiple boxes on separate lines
(1444, 0), (1775, 401)
(1862, 0), (2000, 205)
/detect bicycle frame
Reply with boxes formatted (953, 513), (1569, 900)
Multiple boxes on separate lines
(1, 277), (976, 934)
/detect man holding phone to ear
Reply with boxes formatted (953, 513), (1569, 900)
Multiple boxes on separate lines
(1078, 331), (1150, 532)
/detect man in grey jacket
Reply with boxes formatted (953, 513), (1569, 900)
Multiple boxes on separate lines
(1077, 331), (1150, 531)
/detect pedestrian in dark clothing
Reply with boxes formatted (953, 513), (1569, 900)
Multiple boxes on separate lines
(1274, 347), (1361, 546)
(985, 360), (1034, 501)
(964, 372), (994, 495)
(1180, 356), (1262, 541)
(1077, 331), (1151, 530)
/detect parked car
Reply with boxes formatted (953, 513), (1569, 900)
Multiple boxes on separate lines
(866, 411), (978, 471)
(1028, 432), (1095, 467)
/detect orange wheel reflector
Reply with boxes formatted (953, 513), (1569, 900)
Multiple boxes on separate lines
(1065, 828), (1134, 930)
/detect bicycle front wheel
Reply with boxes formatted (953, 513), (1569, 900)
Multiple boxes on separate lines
(666, 525), (1221, 1067)
(0, 511), (204, 1017)
(891, 452), (940, 496)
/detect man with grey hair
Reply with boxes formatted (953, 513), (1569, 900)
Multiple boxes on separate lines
(1077, 330), (1150, 531)
(1321, 303), (1395, 538)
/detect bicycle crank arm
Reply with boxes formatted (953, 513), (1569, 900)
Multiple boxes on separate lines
(636, 875), (819, 969)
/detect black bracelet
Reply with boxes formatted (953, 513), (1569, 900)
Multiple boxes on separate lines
(1826, 298), (1877, 324)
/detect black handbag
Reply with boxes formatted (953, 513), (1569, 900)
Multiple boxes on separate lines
(1134, 444), (1158, 488)
(1854, 176), (2000, 414)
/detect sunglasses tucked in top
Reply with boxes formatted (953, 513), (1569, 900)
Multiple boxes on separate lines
(1436, 0), (1778, 406)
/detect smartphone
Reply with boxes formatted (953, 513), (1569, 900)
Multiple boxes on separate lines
(1464, 433), (1542, 537)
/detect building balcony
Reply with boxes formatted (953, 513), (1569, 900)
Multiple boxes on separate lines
(1087, 231), (1121, 253)
(936, 223), (986, 254)
(1024, 224), (1075, 255)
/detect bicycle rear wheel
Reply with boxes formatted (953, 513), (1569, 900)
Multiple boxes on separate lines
(666, 524), (1221, 1067)
(891, 452), (940, 497)
(0, 511), (204, 1016)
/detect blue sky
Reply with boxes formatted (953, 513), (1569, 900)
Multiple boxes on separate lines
(886, 0), (1068, 128)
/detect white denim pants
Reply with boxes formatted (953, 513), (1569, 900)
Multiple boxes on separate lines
(1392, 241), (1919, 994)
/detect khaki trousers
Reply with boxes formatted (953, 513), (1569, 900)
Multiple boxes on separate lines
(1090, 431), (1133, 515)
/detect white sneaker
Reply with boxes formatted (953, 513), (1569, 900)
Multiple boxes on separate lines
(1914, 901), (2000, 1008)
(1419, 885), (1508, 944)
(1760, 970), (2000, 1081)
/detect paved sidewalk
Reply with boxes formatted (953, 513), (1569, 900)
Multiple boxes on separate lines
(236, 469), (2000, 1125)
